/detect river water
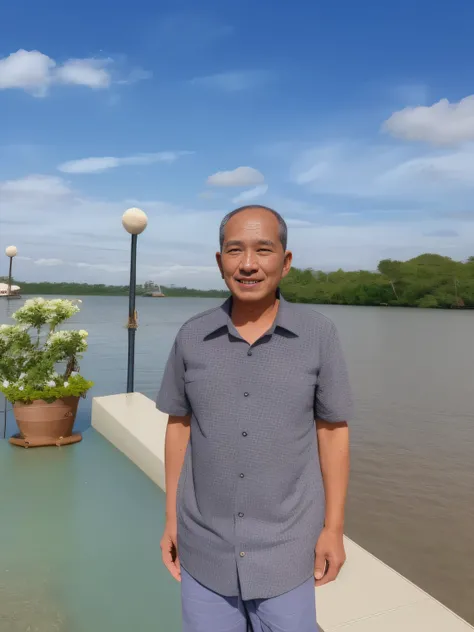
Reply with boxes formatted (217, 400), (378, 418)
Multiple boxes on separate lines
(1, 296), (473, 623)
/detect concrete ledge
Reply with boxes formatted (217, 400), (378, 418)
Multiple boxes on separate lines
(92, 393), (474, 632)
(92, 393), (166, 490)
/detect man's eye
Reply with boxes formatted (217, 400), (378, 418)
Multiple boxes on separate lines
(258, 248), (272, 253)
(227, 248), (240, 253)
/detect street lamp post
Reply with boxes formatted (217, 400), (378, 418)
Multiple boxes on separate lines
(122, 208), (148, 393)
(5, 246), (18, 298)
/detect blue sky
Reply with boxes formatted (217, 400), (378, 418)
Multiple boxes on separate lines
(1, 0), (474, 288)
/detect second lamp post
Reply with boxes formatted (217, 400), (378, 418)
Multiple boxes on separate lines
(122, 208), (148, 393)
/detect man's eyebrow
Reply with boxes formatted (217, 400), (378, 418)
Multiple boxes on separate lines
(224, 240), (245, 248)
(224, 239), (276, 248)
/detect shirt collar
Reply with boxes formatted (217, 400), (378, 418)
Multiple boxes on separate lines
(204, 289), (300, 339)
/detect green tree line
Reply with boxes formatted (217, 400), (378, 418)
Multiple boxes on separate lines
(0, 279), (229, 299)
(3, 254), (474, 308)
(280, 254), (474, 308)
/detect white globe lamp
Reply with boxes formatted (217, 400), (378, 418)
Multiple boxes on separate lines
(5, 245), (18, 299)
(122, 208), (148, 235)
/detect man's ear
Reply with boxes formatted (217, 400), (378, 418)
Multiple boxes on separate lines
(282, 250), (293, 278)
(216, 252), (224, 278)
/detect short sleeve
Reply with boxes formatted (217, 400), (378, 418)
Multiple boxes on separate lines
(156, 332), (191, 416)
(315, 323), (354, 422)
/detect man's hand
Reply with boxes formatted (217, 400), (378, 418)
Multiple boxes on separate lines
(314, 527), (346, 587)
(161, 521), (181, 582)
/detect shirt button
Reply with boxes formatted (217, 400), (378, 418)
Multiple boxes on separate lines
(238, 512), (244, 518)
(247, 350), (252, 356)
(242, 431), (248, 437)
(240, 552), (246, 557)
(239, 473), (245, 478)
(244, 392), (249, 397)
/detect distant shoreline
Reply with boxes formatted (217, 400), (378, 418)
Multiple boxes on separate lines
(2, 281), (229, 299)
(3, 253), (474, 308)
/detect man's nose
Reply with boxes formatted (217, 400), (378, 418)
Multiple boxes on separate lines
(240, 250), (258, 272)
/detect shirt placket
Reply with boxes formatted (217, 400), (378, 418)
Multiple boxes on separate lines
(234, 339), (255, 567)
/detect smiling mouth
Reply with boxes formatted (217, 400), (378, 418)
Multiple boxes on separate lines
(236, 279), (262, 285)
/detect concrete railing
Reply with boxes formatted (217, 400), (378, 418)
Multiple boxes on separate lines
(92, 393), (474, 632)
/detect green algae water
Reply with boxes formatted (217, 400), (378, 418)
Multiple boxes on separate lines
(0, 431), (181, 631)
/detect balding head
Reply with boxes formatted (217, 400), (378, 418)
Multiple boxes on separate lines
(219, 205), (288, 252)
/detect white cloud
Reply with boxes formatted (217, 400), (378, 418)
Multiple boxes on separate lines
(207, 166), (265, 187)
(74, 262), (129, 273)
(55, 58), (112, 88)
(232, 184), (268, 204)
(58, 151), (192, 174)
(384, 95), (474, 145)
(295, 161), (331, 185)
(285, 219), (313, 227)
(35, 258), (65, 267)
(114, 67), (152, 85)
(292, 141), (474, 203)
(0, 49), (148, 97)
(0, 174), (71, 196)
(190, 70), (271, 92)
(0, 50), (55, 96)
(378, 148), (474, 188)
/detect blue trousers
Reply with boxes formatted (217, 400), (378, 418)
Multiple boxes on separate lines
(181, 568), (319, 632)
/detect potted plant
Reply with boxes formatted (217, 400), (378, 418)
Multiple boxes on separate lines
(0, 298), (93, 446)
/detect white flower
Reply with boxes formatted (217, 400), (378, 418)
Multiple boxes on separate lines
(46, 380), (56, 388)
(63, 381), (69, 387)
(79, 330), (88, 337)
(19, 372), (26, 380)
(19, 386), (24, 391)
(2, 380), (10, 388)
(71, 371), (78, 377)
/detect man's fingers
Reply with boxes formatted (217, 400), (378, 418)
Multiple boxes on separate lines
(168, 556), (181, 582)
(315, 563), (337, 586)
(161, 538), (181, 582)
(315, 558), (345, 587)
(174, 548), (182, 581)
(314, 551), (327, 581)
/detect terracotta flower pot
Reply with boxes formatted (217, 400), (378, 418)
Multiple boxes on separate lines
(13, 396), (80, 442)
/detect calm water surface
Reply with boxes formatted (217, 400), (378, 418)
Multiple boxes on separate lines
(1, 296), (473, 623)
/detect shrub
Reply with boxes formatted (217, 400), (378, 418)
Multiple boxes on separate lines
(0, 298), (93, 404)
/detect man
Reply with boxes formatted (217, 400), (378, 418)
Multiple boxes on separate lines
(157, 205), (353, 632)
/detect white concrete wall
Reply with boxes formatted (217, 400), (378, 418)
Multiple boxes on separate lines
(92, 393), (474, 632)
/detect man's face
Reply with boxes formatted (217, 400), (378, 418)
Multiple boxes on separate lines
(216, 208), (292, 302)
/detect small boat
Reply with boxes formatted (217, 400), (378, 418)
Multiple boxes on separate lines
(146, 284), (166, 297)
(0, 282), (21, 299)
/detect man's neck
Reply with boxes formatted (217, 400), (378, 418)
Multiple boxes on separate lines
(231, 293), (280, 328)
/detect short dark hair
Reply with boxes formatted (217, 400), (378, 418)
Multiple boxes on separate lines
(219, 205), (288, 251)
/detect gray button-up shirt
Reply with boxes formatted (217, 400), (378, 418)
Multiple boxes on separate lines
(156, 293), (353, 600)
